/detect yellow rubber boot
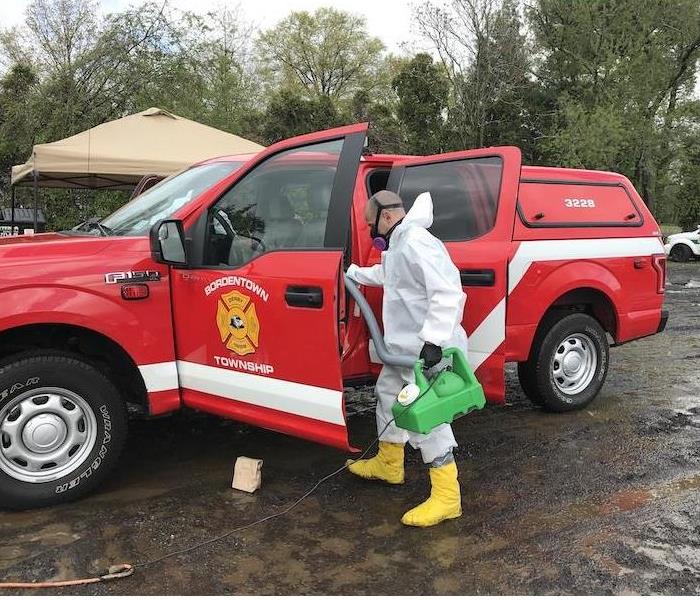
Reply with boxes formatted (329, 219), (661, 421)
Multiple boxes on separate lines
(401, 462), (462, 527)
(346, 441), (405, 484)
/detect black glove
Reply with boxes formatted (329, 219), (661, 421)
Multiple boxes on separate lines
(420, 342), (442, 369)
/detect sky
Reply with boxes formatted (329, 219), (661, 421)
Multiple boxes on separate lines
(0, 0), (423, 53)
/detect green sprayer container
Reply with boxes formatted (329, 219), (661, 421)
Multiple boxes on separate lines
(392, 347), (486, 434)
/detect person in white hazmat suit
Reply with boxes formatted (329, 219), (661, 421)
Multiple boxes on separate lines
(346, 189), (468, 527)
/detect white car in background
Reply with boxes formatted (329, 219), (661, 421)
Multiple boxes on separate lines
(664, 225), (700, 262)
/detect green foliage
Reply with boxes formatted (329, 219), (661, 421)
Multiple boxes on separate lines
(256, 7), (384, 101)
(676, 127), (700, 230)
(660, 224), (682, 236)
(260, 89), (344, 144)
(350, 88), (403, 154)
(0, 63), (38, 186)
(529, 0), (700, 213)
(392, 53), (448, 155)
(542, 98), (627, 170)
(416, 0), (539, 154)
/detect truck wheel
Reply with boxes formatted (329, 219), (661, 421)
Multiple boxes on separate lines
(669, 244), (692, 262)
(524, 313), (609, 413)
(517, 362), (544, 405)
(0, 353), (127, 509)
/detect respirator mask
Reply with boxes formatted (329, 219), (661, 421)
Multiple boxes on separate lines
(370, 197), (403, 251)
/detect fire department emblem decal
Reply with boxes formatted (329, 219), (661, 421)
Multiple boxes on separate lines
(216, 290), (260, 356)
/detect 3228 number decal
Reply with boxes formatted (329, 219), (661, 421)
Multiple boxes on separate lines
(564, 198), (596, 208)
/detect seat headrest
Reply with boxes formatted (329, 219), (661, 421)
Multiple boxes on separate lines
(259, 197), (295, 220)
(309, 183), (333, 212)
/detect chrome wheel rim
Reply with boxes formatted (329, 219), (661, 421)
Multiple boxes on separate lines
(551, 333), (597, 396)
(0, 388), (97, 483)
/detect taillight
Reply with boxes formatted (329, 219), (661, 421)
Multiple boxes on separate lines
(652, 254), (666, 294)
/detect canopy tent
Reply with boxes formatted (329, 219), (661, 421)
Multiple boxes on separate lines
(9, 107), (264, 232)
(11, 107), (263, 190)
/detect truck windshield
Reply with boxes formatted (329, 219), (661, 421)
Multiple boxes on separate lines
(100, 161), (242, 236)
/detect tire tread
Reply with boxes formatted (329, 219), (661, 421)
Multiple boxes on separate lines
(0, 351), (127, 509)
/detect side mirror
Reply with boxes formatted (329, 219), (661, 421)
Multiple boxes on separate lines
(150, 219), (188, 266)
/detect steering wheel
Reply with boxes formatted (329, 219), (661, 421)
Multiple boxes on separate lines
(212, 211), (242, 265)
(250, 238), (267, 254)
(213, 210), (266, 264)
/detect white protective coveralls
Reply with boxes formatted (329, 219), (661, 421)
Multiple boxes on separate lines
(346, 192), (468, 464)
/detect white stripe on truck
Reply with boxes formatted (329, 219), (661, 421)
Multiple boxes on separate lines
(464, 236), (666, 370)
(139, 361), (179, 392)
(139, 361), (345, 425)
(508, 236), (665, 294)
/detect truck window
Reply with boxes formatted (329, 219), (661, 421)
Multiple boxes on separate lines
(101, 161), (242, 236)
(398, 156), (503, 241)
(204, 139), (342, 267)
(518, 181), (643, 227)
(367, 168), (390, 196)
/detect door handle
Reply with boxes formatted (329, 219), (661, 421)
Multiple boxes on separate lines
(285, 286), (324, 308)
(460, 269), (496, 287)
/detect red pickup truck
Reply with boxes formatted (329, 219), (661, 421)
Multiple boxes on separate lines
(0, 123), (667, 508)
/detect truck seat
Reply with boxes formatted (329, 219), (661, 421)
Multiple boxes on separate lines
(298, 182), (332, 247)
(256, 196), (303, 249)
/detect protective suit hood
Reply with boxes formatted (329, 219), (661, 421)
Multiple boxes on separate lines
(346, 188), (466, 357)
(402, 191), (434, 230)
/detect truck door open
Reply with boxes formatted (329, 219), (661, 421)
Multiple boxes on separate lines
(170, 124), (368, 450)
(386, 147), (522, 403)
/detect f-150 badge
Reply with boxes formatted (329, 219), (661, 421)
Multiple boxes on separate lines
(216, 290), (260, 356)
(104, 270), (161, 284)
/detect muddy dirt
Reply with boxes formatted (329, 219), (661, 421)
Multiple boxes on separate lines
(1, 261), (699, 595)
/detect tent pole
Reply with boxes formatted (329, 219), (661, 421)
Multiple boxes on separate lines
(10, 186), (16, 235)
(33, 170), (38, 232)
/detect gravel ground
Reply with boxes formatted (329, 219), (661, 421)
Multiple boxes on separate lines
(1, 261), (699, 595)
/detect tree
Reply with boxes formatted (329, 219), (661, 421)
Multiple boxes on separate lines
(124, 6), (261, 138)
(0, 63), (38, 188)
(260, 88), (344, 144)
(350, 88), (403, 154)
(257, 8), (384, 102)
(0, 0), (179, 228)
(415, 0), (538, 152)
(0, 0), (181, 141)
(198, 7), (260, 136)
(673, 101), (700, 229)
(529, 0), (700, 214)
(676, 139), (700, 230)
(1, 0), (260, 141)
(392, 53), (448, 155)
(0, 0), (264, 228)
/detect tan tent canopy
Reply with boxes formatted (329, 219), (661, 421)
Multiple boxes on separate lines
(11, 107), (264, 190)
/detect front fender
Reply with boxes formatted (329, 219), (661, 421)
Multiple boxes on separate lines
(0, 284), (175, 367)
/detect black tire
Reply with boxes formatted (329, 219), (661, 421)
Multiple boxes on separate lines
(670, 244), (692, 262)
(522, 312), (609, 413)
(0, 353), (127, 509)
(517, 361), (544, 405)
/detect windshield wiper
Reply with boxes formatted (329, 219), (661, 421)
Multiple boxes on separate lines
(73, 217), (115, 237)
